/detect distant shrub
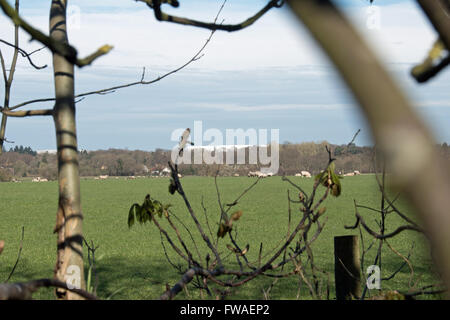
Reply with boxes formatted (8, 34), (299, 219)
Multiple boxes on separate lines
(0, 168), (12, 182)
(334, 143), (363, 156)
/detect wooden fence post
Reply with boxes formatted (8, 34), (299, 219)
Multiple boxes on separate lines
(334, 235), (361, 300)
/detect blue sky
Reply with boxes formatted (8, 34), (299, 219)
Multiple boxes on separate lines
(0, 0), (449, 151)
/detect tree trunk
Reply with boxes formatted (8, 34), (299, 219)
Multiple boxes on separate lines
(0, 0), (20, 154)
(50, 0), (85, 299)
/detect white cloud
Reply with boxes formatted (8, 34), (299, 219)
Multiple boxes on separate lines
(342, 2), (436, 64)
(0, 1), (437, 72)
(415, 101), (450, 108)
(186, 102), (351, 112)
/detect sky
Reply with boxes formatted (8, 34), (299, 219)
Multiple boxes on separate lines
(0, 0), (449, 151)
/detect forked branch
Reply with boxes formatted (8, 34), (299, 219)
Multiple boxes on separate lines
(141, 0), (284, 32)
(0, 0), (112, 67)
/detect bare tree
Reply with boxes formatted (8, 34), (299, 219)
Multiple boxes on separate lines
(0, 0), (281, 300)
(346, 156), (446, 299)
(0, 0), (47, 152)
(0, 0), (19, 152)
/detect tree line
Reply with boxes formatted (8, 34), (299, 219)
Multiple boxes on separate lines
(1, 141), (449, 181)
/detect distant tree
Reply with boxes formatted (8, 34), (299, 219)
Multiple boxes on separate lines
(0, 167), (12, 182)
(13, 159), (27, 177)
(115, 158), (123, 176)
(8, 145), (36, 156)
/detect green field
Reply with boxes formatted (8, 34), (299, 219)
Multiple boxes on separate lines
(0, 175), (441, 299)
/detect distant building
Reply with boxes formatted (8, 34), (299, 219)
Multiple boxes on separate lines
(37, 150), (57, 155)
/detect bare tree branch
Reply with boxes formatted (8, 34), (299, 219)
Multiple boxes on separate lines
(0, 49), (8, 83)
(402, 283), (447, 298)
(347, 129), (361, 146)
(0, 278), (98, 300)
(411, 1), (450, 82)
(5, 227), (24, 283)
(348, 209), (422, 240)
(168, 162), (223, 267)
(7, 16), (218, 112)
(0, 108), (53, 117)
(383, 241), (414, 286)
(417, 0), (450, 50)
(0, 39), (47, 69)
(143, 0), (284, 32)
(0, 0), (20, 154)
(0, 0), (112, 67)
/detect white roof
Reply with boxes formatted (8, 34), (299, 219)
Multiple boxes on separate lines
(37, 149), (57, 154)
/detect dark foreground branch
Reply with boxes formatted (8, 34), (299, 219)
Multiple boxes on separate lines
(146, 0), (284, 32)
(411, 0), (450, 82)
(417, 0), (450, 50)
(0, 279), (98, 300)
(160, 267), (215, 300)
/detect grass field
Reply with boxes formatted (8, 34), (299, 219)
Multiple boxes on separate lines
(0, 175), (442, 299)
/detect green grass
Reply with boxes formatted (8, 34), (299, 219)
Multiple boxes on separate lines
(0, 175), (442, 299)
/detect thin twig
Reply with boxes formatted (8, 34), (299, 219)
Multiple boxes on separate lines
(8, 14), (218, 112)
(5, 226), (24, 283)
(0, 39), (47, 69)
